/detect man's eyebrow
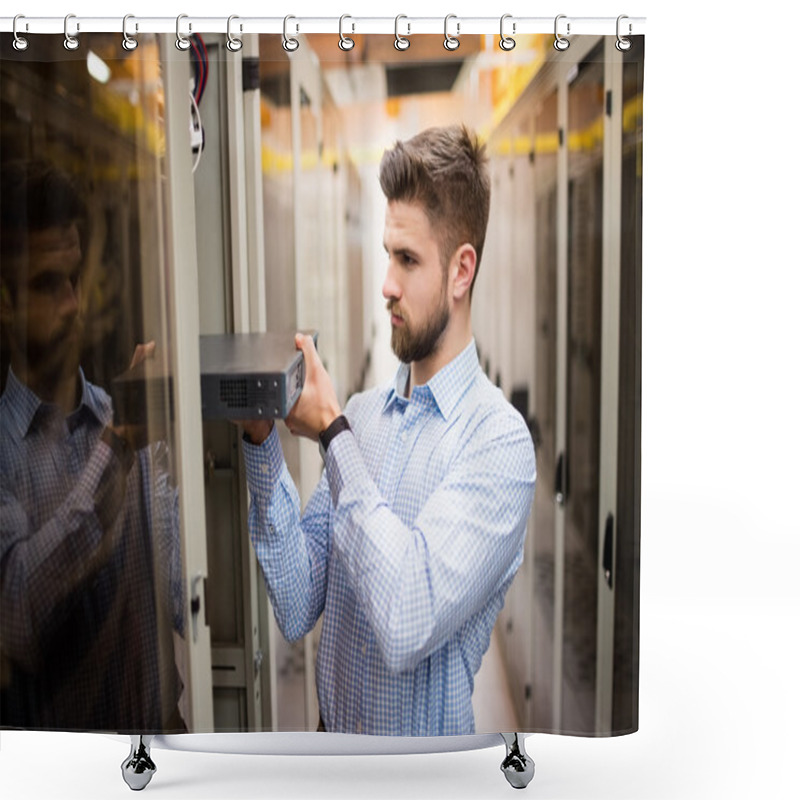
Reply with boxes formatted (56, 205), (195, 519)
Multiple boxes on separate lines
(384, 243), (421, 259)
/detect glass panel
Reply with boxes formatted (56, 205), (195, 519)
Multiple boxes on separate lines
(1, 34), (188, 732)
(562, 46), (605, 732)
(531, 87), (559, 732)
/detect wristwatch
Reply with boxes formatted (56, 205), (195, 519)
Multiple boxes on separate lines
(318, 414), (350, 458)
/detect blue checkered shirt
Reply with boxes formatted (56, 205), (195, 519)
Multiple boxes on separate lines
(243, 340), (536, 736)
(0, 368), (184, 731)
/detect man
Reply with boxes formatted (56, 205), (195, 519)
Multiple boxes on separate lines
(242, 125), (536, 736)
(0, 160), (184, 732)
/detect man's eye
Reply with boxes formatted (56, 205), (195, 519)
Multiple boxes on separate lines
(30, 275), (64, 294)
(29, 271), (80, 295)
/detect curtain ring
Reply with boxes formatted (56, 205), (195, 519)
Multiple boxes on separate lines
(176, 14), (191, 51)
(122, 15), (138, 51)
(499, 14), (516, 51)
(12, 15), (29, 51)
(444, 14), (460, 51)
(339, 15), (355, 51)
(553, 14), (570, 51)
(64, 13), (79, 51)
(283, 15), (299, 52)
(615, 15), (632, 51)
(394, 15), (410, 51)
(227, 15), (243, 51)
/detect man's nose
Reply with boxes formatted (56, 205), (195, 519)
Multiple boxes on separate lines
(59, 278), (80, 316)
(382, 263), (400, 301)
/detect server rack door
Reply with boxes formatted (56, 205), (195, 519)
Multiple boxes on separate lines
(562, 43), (605, 734)
(531, 85), (560, 732)
(192, 34), (270, 733)
(595, 36), (624, 735)
(613, 33), (644, 736)
(162, 36), (215, 731)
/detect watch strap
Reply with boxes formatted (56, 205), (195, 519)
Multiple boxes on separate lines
(318, 414), (350, 454)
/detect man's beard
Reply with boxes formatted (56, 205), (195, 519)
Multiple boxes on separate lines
(388, 289), (450, 365)
(25, 316), (84, 388)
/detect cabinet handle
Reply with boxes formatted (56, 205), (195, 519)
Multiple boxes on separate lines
(602, 513), (614, 589)
(555, 452), (567, 506)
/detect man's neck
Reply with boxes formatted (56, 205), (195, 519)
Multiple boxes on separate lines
(408, 317), (472, 393)
(11, 358), (80, 414)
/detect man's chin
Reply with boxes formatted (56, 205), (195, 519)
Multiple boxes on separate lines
(37, 343), (82, 379)
(390, 333), (410, 364)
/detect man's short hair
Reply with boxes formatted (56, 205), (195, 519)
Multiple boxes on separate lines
(0, 160), (87, 287)
(379, 125), (490, 295)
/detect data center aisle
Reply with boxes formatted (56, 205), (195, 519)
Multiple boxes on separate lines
(473, 630), (520, 732)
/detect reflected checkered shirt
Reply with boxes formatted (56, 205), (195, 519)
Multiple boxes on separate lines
(243, 340), (536, 736)
(0, 368), (184, 730)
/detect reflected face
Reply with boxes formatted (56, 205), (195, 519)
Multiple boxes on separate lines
(3, 224), (84, 376)
(382, 200), (450, 365)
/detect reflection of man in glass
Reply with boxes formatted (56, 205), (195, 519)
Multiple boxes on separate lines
(0, 161), (184, 732)
(242, 125), (536, 736)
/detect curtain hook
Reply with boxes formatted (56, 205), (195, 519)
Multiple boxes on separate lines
(283, 15), (299, 52)
(616, 15), (632, 51)
(12, 15), (29, 51)
(227, 15), (243, 51)
(394, 15), (410, 51)
(554, 14), (570, 51)
(444, 14), (460, 51)
(122, 14), (138, 51)
(176, 14), (191, 51)
(339, 15), (355, 51)
(499, 14), (516, 51)
(64, 13), (79, 51)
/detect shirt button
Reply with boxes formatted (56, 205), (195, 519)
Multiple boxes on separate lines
(356, 721), (362, 734)
(268, 524), (275, 534)
(361, 645), (367, 656)
(260, 464), (268, 475)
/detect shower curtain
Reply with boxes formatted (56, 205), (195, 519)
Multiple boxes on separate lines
(0, 17), (644, 741)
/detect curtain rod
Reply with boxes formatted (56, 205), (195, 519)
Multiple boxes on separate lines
(1, 15), (646, 37)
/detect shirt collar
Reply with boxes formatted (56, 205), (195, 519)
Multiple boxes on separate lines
(382, 339), (480, 421)
(2, 367), (107, 438)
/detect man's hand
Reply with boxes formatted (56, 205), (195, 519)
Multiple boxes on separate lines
(113, 341), (162, 450)
(128, 341), (156, 370)
(239, 418), (274, 446)
(284, 333), (341, 441)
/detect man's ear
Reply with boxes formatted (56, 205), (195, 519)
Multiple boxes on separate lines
(451, 244), (477, 301)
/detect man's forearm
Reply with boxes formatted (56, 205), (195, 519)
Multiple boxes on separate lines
(242, 427), (331, 640)
(0, 439), (133, 670)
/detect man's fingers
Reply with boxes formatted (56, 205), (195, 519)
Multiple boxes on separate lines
(295, 332), (315, 360)
(130, 340), (156, 369)
(296, 333), (321, 375)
